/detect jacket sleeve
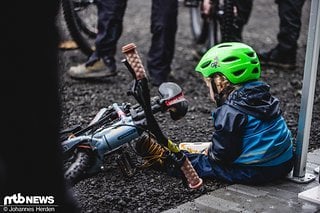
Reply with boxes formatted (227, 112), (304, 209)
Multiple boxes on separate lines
(208, 105), (247, 164)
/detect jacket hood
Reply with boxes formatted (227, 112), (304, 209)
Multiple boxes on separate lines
(226, 81), (281, 120)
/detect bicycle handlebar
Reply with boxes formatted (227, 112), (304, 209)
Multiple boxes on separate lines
(121, 42), (203, 189)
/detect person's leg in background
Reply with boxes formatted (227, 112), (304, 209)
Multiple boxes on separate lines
(234, 0), (253, 41)
(68, 0), (128, 79)
(259, 0), (306, 69)
(147, 0), (178, 86)
(87, 0), (127, 68)
(1, 1), (79, 212)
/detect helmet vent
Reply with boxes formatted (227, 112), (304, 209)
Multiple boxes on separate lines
(251, 60), (258, 64)
(233, 69), (245, 76)
(217, 44), (232, 48)
(246, 52), (255, 57)
(200, 60), (211, 69)
(222, 56), (239, 63)
(252, 67), (259, 73)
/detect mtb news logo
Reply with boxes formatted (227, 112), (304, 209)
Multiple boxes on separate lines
(2, 193), (57, 212)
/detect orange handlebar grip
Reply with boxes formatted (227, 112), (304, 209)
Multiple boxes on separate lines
(122, 43), (147, 80)
(180, 157), (203, 189)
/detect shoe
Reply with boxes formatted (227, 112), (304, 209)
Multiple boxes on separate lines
(258, 45), (297, 70)
(67, 59), (117, 79)
(135, 134), (169, 171)
(58, 40), (78, 50)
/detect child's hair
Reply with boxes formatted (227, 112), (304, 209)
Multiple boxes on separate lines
(213, 73), (231, 91)
(212, 73), (239, 104)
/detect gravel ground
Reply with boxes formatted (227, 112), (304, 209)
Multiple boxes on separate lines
(57, 0), (319, 212)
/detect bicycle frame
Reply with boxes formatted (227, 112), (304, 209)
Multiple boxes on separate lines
(61, 81), (189, 181)
(61, 103), (142, 159)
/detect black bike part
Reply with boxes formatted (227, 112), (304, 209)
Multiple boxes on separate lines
(64, 149), (93, 186)
(88, 107), (108, 126)
(134, 78), (169, 147)
(169, 101), (189, 121)
(220, 0), (236, 42)
(72, 0), (97, 38)
(59, 125), (82, 135)
(59, 109), (117, 142)
(131, 102), (162, 122)
(61, 0), (96, 56)
(122, 59), (137, 80)
(116, 149), (136, 178)
(164, 151), (189, 188)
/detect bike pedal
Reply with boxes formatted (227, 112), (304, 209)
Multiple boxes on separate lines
(116, 151), (136, 178)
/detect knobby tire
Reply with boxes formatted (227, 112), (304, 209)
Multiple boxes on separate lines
(64, 150), (92, 186)
(220, 0), (235, 42)
(189, 0), (237, 52)
(61, 0), (95, 56)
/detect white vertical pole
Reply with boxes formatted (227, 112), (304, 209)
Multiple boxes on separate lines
(293, 0), (320, 179)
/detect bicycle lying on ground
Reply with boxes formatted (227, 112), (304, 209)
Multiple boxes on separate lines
(60, 0), (97, 56)
(184, 0), (241, 55)
(60, 43), (203, 189)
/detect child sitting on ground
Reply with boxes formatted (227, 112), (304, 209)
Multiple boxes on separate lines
(135, 42), (294, 185)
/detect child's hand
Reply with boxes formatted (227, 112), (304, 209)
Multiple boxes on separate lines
(202, 0), (212, 16)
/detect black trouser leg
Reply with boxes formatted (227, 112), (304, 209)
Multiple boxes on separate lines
(276, 0), (306, 51)
(234, 0), (253, 41)
(87, 0), (127, 65)
(147, 0), (178, 85)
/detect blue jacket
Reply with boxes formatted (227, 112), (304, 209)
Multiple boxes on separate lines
(207, 81), (293, 167)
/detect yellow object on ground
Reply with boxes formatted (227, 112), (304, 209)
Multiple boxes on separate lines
(179, 142), (211, 154)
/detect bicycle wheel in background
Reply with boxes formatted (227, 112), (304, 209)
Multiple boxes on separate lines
(188, 0), (221, 57)
(189, 1), (209, 45)
(219, 0), (237, 42)
(61, 0), (98, 56)
(188, 0), (239, 57)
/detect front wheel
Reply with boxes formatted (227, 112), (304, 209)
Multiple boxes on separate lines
(64, 149), (93, 186)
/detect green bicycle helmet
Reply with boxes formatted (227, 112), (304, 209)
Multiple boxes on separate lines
(195, 42), (261, 84)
